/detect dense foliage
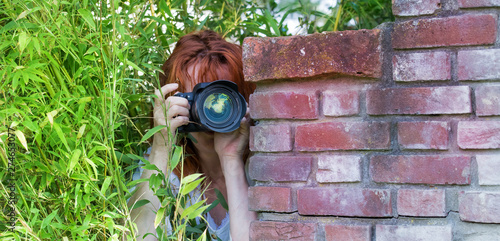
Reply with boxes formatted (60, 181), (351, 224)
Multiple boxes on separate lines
(0, 0), (392, 240)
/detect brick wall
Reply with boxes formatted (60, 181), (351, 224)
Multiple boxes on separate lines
(243, 0), (500, 240)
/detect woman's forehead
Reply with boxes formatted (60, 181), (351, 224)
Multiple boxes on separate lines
(184, 63), (232, 91)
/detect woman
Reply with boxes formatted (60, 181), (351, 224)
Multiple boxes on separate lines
(128, 30), (257, 241)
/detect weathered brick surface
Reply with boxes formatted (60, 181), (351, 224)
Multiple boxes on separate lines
(324, 224), (371, 241)
(392, 14), (497, 49)
(367, 86), (471, 115)
(376, 225), (452, 241)
(397, 189), (446, 217)
(243, 29), (382, 82)
(458, 49), (500, 81)
(457, 121), (500, 149)
(248, 155), (312, 182)
(459, 192), (500, 223)
(295, 122), (390, 151)
(250, 221), (316, 241)
(297, 188), (392, 217)
(393, 52), (451, 82)
(322, 90), (359, 116)
(392, 0), (441, 16)
(398, 121), (449, 150)
(459, 0), (500, 8)
(370, 155), (471, 184)
(476, 86), (500, 116)
(249, 91), (318, 119)
(250, 125), (292, 152)
(477, 155), (500, 185)
(316, 155), (361, 183)
(248, 186), (293, 212)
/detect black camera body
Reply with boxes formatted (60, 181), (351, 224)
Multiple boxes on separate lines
(174, 80), (246, 133)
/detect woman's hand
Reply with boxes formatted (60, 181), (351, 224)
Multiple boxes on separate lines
(213, 106), (250, 165)
(152, 83), (190, 147)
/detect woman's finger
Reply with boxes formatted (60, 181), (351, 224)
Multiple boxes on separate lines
(169, 116), (190, 130)
(166, 105), (190, 120)
(165, 96), (189, 109)
(153, 83), (179, 106)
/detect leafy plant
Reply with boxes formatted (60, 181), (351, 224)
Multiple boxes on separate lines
(0, 0), (392, 240)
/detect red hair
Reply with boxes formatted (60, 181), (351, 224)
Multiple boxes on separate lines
(158, 30), (255, 178)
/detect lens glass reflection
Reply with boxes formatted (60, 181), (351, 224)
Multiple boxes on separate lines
(203, 93), (232, 123)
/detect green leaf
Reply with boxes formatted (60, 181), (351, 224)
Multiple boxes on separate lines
(101, 176), (112, 195)
(154, 207), (166, 228)
(68, 149), (82, 174)
(180, 199), (205, 219)
(78, 9), (96, 30)
(126, 60), (145, 73)
(181, 173), (203, 185)
(181, 177), (203, 196)
(130, 199), (151, 210)
(53, 122), (70, 152)
(19, 31), (30, 53)
(215, 188), (228, 211)
(170, 145), (182, 170)
(41, 209), (59, 230)
(139, 125), (167, 144)
(264, 9), (280, 36)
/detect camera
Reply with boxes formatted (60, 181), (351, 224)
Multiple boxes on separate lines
(174, 80), (247, 133)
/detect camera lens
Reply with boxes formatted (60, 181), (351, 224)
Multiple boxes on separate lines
(203, 93), (232, 123)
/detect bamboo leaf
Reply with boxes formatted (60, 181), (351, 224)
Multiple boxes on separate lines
(101, 176), (112, 195)
(139, 125), (167, 144)
(77, 124), (86, 139)
(41, 209), (59, 230)
(68, 149), (82, 174)
(181, 177), (203, 196)
(46, 109), (58, 127)
(14, 130), (29, 151)
(126, 59), (145, 73)
(78, 9), (96, 30)
(170, 145), (182, 170)
(181, 173), (203, 185)
(131, 199), (151, 210)
(154, 207), (166, 228)
(19, 31), (30, 53)
(215, 188), (228, 211)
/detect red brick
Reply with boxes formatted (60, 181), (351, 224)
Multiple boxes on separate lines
(477, 155), (500, 185)
(322, 90), (359, 116)
(297, 188), (392, 217)
(248, 186), (293, 212)
(392, 0), (441, 16)
(392, 14), (497, 49)
(376, 225), (452, 241)
(248, 155), (312, 182)
(397, 189), (446, 217)
(316, 155), (361, 183)
(243, 29), (382, 82)
(295, 122), (390, 151)
(458, 49), (500, 81)
(250, 91), (318, 119)
(476, 86), (500, 116)
(324, 224), (371, 241)
(398, 121), (449, 150)
(457, 121), (500, 149)
(393, 52), (451, 82)
(370, 155), (471, 184)
(250, 125), (292, 152)
(459, 191), (500, 223)
(459, 0), (500, 8)
(366, 86), (471, 115)
(250, 221), (316, 241)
